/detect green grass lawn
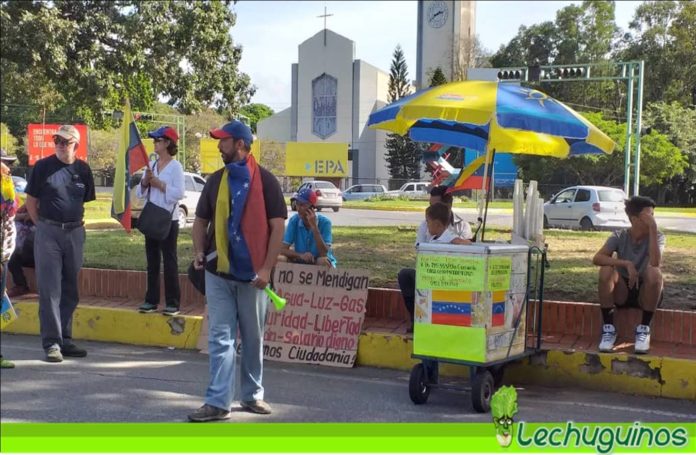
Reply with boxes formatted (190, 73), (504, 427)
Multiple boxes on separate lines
(83, 226), (696, 310)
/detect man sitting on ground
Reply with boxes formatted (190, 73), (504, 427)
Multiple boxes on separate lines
(280, 188), (336, 268)
(592, 196), (664, 354)
(398, 186), (473, 332)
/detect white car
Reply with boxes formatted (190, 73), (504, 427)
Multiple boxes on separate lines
(342, 184), (388, 201)
(130, 171), (207, 228)
(290, 180), (343, 212)
(543, 185), (630, 231)
(388, 181), (431, 199)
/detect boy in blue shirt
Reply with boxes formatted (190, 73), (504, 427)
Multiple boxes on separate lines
(281, 188), (336, 268)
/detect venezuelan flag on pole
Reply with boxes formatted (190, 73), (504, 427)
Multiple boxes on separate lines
(447, 148), (493, 193)
(111, 99), (148, 232)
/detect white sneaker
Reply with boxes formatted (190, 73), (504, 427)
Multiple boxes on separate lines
(635, 324), (651, 354)
(599, 324), (617, 352)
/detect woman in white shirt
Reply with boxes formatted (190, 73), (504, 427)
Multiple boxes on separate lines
(136, 127), (186, 316)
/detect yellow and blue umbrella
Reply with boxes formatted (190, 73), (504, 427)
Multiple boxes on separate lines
(368, 80), (615, 158)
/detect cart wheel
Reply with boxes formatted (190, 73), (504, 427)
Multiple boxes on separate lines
(471, 370), (495, 413)
(491, 366), (505, 388)
(409, 363), (430, 405)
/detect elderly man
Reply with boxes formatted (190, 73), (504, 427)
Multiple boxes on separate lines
(280, 187), (336, 268)
(593, 196), (665, 354)
(25, 125), (95, 363)
(189, 120), (287, 422)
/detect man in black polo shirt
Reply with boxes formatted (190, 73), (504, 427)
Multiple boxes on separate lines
(25, 125), (95, 363)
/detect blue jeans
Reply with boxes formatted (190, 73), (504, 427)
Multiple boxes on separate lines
(204, 271), (268, 410)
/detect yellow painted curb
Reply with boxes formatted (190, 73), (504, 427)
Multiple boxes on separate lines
(7, 301), (203, 349)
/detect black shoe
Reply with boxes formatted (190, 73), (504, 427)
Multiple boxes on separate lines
(138, 302), (158, 313)
(162, 306), (180, 316)
(45, 347), (63, 363)
(188, 404), (232, 422)
(62, 343), (87, 358)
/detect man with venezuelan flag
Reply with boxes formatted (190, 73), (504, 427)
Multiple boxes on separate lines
(189, 120), (287, 422)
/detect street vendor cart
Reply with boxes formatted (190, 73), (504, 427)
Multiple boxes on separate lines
(408, 242), (547, 412)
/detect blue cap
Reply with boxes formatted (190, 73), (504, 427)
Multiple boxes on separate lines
(209, 120), (254, 147)
(296, 188), (318, 206)
(147, 126), (179, 143)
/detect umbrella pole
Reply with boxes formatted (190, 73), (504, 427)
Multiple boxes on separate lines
(480, 148), (496, 242)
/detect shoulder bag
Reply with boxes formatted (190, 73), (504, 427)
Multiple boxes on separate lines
(137, 163), (176, 240)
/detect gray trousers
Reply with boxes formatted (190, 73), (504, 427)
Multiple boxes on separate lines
(35, 220), (85, 350)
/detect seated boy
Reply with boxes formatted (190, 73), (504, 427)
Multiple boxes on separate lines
(400, 202), (471, 332)
(280, 188), (336, 268)
(592, 196), (665, 354)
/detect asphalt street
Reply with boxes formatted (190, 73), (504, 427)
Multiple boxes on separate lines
(314, 208), (696, 233)
(2, 334), (695, 423)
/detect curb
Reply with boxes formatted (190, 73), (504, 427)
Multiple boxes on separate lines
(7, 301), (695, 401)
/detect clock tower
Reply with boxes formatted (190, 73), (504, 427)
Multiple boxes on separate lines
(416, 0), (476, 89)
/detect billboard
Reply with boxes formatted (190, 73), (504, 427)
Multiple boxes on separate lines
(26, 124), (89, 165)
(285, 142), (348, 177)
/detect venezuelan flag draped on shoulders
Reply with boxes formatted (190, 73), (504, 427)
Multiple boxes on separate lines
(111, 100), (149, 231)
(211, 122), (269, 281)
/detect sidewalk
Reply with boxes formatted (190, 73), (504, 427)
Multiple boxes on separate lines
(7, 284), (695, 401)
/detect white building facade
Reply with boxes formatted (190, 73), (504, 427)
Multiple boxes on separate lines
(258, 29), (390, 186)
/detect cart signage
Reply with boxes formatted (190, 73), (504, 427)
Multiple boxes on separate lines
(416, 255), (485, 290)
(487, 257), (512, 291)
(264, 262), (370, 368)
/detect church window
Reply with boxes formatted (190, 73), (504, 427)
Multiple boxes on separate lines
(312, 73), (337, 139)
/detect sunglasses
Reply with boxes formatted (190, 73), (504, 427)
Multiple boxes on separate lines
(54, 137), (75, 146)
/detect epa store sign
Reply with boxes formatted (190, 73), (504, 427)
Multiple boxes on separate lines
(285, 142), (348, 177)
(27, 124), (89, 165)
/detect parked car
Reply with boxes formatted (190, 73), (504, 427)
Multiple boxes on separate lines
(130, 171), (207, 228)
(342, 184), (388, 201)
(11, 175), (27, 193)
(290, 180), (342, 212)
(388, 181), (431, 198)
(543, 185), (630, 231)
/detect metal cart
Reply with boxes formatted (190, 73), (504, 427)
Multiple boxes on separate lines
(408, 243), (547, 413)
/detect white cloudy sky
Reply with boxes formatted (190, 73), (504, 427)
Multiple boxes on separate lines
(231, 1), (642, 112)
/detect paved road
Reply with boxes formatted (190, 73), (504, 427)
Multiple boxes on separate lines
(2, 334), (694, 423)
(316, 208), (696, 233)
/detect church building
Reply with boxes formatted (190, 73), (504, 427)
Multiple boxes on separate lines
(258, 28), (391, 186)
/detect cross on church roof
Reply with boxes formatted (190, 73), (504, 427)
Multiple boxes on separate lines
(317, 5), (333, 46)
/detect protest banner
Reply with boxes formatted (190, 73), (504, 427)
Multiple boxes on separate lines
(264, 262), (370, 367)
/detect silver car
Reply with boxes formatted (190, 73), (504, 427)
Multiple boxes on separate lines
(290, 180), (343, 212)
(130, 171), (206, 228)
(543, 185), (630, 231)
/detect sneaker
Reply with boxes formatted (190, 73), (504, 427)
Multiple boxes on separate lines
(635, 324), (651, 354)
(7, 285), (29, 298)
(240, 400), (272, 415)
(187, 404), (232, 422)
(138, 302), (158, 313)
(599, 324), (617, 352)
(0, 355), (15, 369)
(62, 343), (87, 358)
(162, 306), (180, 316)
(45, 347), (63, 363)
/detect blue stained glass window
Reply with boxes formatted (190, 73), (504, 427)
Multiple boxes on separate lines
(312, 73), (337, 139)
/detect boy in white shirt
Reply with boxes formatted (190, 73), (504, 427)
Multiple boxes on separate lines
(424, 202), (471, 245)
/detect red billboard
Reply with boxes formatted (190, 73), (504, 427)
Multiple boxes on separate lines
(27, 124), (89, 165)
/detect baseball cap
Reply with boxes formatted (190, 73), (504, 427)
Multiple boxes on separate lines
(209, 120), (254, 147)
(147, 126), (179, 143)
(0, 149), (17, 162)
(53, 125), (80, 143)
(296, 188), (318, 206)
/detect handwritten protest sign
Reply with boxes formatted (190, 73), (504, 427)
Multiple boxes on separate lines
(264, 262), (370, 368)
(416, 255), (485, 290)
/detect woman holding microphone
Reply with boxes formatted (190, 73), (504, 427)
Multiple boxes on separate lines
(137, 126), (185, 316)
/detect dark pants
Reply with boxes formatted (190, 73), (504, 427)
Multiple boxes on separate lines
(35, 221), (85, 350)
(398, 268), (416, 323)
(144, 221), (180, 309)
(8, 249), (31, 288)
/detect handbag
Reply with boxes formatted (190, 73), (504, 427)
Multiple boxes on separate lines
(137, 163), (176, 241)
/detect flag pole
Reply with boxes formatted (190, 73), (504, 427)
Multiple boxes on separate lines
(480, 147), (495, 242)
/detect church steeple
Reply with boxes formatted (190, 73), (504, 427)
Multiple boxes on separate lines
(317, 6), (334, 46)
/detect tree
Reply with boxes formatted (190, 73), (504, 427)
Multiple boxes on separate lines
(428, 67), (448, 87)
(384, 45), (421, 184)
(0, 1), (254, 135)
(452, 35), (491, 80)
(240, 104), (274, 133)
(513, 112), (686, 194)
(0, 123), (20, 159)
